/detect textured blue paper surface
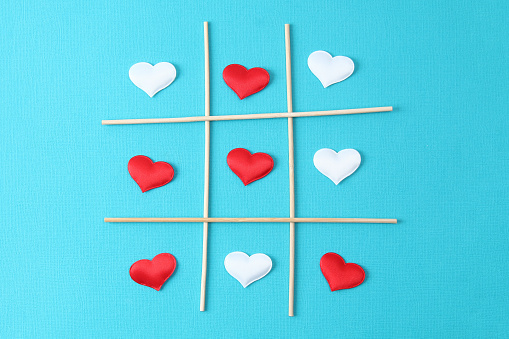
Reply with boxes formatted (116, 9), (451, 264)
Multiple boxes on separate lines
(1, 0), (508, 337)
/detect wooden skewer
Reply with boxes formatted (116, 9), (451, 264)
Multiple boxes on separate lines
(200, 21), (210, 312)
(104, 217), (398, 223)
(285, 23), (296, 318)
(101, 106), (392, 125)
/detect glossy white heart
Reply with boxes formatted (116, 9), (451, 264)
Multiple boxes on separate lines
(129, 62), (176, 97)
(313, 148), (361, 185)
(224, 252), (272, 288)
(307, 51), (354, 88)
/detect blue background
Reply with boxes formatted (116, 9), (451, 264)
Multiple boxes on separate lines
(1, 0), (508, 337)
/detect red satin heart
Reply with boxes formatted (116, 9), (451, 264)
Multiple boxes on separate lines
(129, 253), (177, 291)
(128, 155), (174, 193)
(227, 148), (274, 186)
(320, 252), (365, 291)
(223, 64), (270, 99)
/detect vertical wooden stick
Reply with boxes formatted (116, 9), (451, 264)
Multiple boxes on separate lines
(200, 21), (210, 312)
(285, 23), (296, 317)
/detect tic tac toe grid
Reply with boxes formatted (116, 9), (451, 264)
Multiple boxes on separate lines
(103, 22), (397, 317)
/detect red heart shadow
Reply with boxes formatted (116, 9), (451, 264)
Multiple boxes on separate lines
(223, 64), (270, 99)
(320, 252), (365, 291)
(129, 253), (177, 291)
(227, 148), (274, 185)
(128, 155), (174, 192)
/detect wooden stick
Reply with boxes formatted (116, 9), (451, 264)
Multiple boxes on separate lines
(200, 21), (210, 312)
(101, 106), (393, 125)
(285, 23), (296, 318)
(104, 217), (398, 223)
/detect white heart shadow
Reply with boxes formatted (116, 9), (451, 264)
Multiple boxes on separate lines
(224, 252), (272, 288)
(313, 148), (361, 185)
(308, 51), (354, 88)
(129, 62), (176, 97)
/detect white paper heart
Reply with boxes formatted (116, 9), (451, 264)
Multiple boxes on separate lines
(224, 252), (272, 288)
(307, 51), (354, 88)
(129, 62), (176, 97)
(313, 148), (361, 185)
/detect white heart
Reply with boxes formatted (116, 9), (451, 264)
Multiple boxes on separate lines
(313, 148), (361, 185)
(224, 252), (272, 288)
(307, 51), (354, 88)
(129, 62), (176, 97)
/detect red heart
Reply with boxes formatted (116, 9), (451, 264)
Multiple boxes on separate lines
(223, 64), (270, 99)
(227, 148), (274, 186)
(128, 155), (174, 193)
(129, 253), (177, 291)
(320, 252), (365, 291)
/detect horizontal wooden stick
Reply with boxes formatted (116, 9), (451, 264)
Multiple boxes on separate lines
(102, 106), (393, 125)
(104, 217), (397, 223)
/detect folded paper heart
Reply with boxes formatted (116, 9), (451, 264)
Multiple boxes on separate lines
(128, 155), (174, 192)
(129, 253), (177, 291)
(224, 252), (272, 288)
(320, 252), (365, 291)
(308, 51), (354, 88)
(227, 148), (274, 185)
(129, 62), (176, 97)
(313, 148), (361, 185)
(223, 64), (270, 99)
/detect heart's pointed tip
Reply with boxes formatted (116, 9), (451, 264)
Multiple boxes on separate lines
(326, 282), (334, 291)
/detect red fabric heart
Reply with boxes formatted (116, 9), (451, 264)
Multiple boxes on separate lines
(223, 64), (270, 99)
(129, 253), (177, 291)
(128, 155), (174, 193)
(320, 252), (365, 291)
(227, 148), (274, 186)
